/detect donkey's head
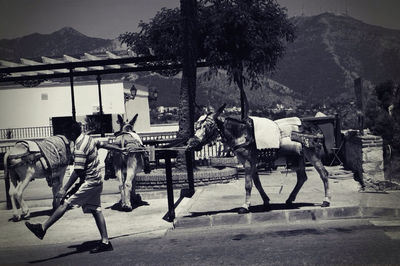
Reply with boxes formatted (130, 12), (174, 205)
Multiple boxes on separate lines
(187, 104), (226, 151)
(117, 114), (138, 134)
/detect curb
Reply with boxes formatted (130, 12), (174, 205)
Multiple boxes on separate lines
(173, 206), (400, 229)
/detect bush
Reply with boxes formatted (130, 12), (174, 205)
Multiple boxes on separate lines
(366, 80), (400, 150)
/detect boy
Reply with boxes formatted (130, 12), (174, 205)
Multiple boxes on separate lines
(26, 121), (126, 253)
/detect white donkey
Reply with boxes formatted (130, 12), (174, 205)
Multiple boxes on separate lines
(106, 114), (150, 211)
(4, 135), (72, 221)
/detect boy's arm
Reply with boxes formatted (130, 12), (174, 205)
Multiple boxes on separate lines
(56, 170), (80, 198)
(97, 141), (126, 153)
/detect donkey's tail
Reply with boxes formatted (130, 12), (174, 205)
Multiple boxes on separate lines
(3, 150), (12, 209)
(3, 150), (9, 181)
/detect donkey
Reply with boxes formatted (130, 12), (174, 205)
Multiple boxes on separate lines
(4, 135), (72, 221)
(106, 114), (150, 211)
(187, 103), (331, 214)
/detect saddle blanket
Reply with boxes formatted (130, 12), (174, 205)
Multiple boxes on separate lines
(114, 132), (143, 147)
(128, 132), (143, 145)
(274, 117), (302, 155)
(249, 116), (280, 149)
(16, 140), (41, 153)
(36, 135), (71, 172)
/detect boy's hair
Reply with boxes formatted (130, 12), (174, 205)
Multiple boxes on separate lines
(64, 121), (82, 140)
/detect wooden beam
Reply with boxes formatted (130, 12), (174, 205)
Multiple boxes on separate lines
(0, 55), (162, 74)
(20, 58), (54, 75)
(0, 61), (209, 83)
(83, 53), (104, 70)
(63, 55), (88, 72)
(86, 53), (120, 69)
(106, 51), (136, 68)
(41, 57), (69, 73)
(0, 60), (32, 76)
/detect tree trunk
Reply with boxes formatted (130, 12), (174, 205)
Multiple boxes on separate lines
(176, 0), (198, 169)
(233, 65), (248, 119)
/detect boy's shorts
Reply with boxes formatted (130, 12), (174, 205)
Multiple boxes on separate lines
(65, 181), (103, 213)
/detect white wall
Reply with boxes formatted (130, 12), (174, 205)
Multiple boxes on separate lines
(123, 83), (151, 132)
(0, 80), (125, 128)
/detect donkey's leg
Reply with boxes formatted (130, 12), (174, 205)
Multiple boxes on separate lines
(304, 147), (330, 207)
(237, 158), (253, 214)
(51, 167), (67, 211)
(8, 171), (21, 221)
(123, 157), (137, 211)
(14, 165), (35, 220)
(115, 165), (126, 208)
(286, 156), (308, 206)
(251, 164), (270, 209)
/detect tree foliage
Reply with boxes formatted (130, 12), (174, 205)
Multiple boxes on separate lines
(119, 0), (295, 90)
(366, 80), (400, 150)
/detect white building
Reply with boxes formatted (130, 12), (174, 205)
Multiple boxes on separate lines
(0, 79), (151, 134)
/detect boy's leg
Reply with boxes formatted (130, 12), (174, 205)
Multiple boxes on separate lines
(90, 209), (113, 253)
(91, 209), (109, 244)
(26, 201), (69, 240)
(43, 202), (69, 231)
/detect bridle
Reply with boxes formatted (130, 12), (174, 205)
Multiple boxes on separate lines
(194, 113), (221, 146)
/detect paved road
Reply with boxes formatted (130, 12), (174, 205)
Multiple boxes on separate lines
(1, 217), (400, 265)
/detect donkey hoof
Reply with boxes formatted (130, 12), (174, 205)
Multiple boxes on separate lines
(21, 212), (31, 220)
(321, 201), (330, 207)
(122, 205), (133, 212)
(238, 207), (249, 214)
(10, 215), (22, 222)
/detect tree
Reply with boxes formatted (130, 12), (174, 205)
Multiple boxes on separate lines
(119, 0), (295, 140)
(366, 80), (400, 150)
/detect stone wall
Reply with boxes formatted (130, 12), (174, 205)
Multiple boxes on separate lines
(344, 131), (384, 183)
(135, 167), (238, 189)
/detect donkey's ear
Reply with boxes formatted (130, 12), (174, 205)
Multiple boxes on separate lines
(214, 103), (226, 118)
(129, 114), (139, 126)
(117, 114), (124, 125)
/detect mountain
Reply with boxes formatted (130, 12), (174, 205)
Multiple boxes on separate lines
(272, 13), (400, 102)
(0, 27), (117, 61)
(1, 13), (400, 105)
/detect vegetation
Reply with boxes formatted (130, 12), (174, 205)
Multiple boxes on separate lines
(119, 0), (295, 137)
(366, 80), (400, 150)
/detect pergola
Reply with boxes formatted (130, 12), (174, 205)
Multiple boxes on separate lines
(1, 53), (204, 126)
(0, 52), (210, 137)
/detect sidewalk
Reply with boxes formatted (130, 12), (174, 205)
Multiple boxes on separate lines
(1, 166), (400, 248)
(174, 166), (400, 228)
(0, 177), (177, 248)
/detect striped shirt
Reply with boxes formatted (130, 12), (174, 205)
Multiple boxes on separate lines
(73, 134), (101, 182)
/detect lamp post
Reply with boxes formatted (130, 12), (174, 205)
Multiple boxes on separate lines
(96, 75), (105, 137)
(124, 81), (137, 119)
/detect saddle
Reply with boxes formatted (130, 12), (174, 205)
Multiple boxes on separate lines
(8, 136), (71, 186)
(8, 140), (45, 169)
(249, 116), (303, 155)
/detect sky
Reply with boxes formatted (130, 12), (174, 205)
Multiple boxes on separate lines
(0, 0), (399, 40)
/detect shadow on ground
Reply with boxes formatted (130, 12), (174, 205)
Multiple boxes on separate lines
(105, 200), (150, 212)
(185, 202), (317, 217)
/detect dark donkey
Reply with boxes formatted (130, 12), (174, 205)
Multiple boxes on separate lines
(187, 102), (330, 214)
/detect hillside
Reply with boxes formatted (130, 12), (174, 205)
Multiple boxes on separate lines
(0, 27), (117, 61)
(1, 13), (400, 105)
(272, 13), (400, 102)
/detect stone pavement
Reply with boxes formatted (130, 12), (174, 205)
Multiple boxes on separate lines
(174, 166), (400, 228)
(1, 166), (400, 248)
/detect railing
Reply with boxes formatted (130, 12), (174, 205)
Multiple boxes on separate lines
(0, 129), (226, 167)
(0, 126), (53, 140)
(139, 131), (177, 142)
